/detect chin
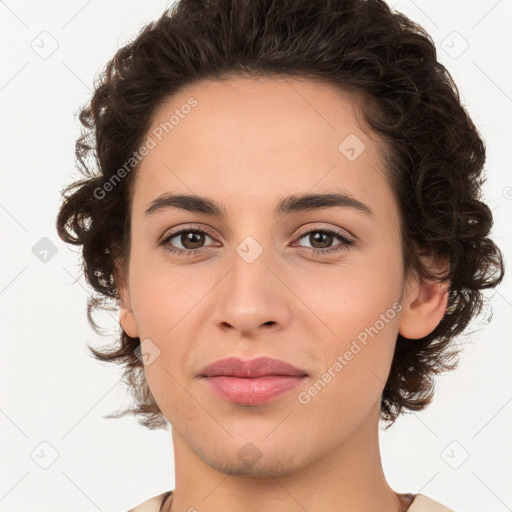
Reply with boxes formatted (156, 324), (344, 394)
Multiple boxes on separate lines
(185, 432), (312, 478)
(203, 450), (305, 479)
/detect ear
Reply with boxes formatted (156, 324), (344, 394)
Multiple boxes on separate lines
(114, 263), (139, 339)
(398, 255), (450, 340)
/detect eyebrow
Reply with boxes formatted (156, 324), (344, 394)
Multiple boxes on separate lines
(145, 191), (373, 217)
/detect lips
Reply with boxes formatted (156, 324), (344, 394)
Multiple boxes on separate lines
(199, 356), (309, 378)
(199, 357), (309, 406)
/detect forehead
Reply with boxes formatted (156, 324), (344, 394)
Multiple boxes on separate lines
(131, 76), (394, 221)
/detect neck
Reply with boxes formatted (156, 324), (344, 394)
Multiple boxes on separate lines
(167, 401), (409, 512)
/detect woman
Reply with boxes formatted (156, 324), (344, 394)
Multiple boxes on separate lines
(56, 1), (504, 511)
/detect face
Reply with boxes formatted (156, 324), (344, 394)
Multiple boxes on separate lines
(117, 76), (446, 478)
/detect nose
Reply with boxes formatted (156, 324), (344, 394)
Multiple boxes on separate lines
(212, 239), (292, 337)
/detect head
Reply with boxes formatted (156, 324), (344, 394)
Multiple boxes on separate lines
(57, 0), (504, 470)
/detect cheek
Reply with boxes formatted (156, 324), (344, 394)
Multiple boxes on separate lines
(127, 248), (214, 337)
(292, 253), (403, 401)
(292, 251), (403, 338)
(298, 308), (400, 433)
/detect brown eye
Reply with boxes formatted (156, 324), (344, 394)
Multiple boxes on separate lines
(307, 231), (335, 249)
(160, 228), (216, 255)
(294, 227), (354, 255)
(178, 231), (206, 250)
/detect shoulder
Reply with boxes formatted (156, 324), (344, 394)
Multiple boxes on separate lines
(126, 490), (454, 512)
(127, 490), (173, 512)
(408, 493), (455, 512)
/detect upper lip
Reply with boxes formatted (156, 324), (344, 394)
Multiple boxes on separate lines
(200, 357), (309, 378)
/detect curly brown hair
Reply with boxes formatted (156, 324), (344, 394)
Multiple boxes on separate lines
(56, 0), (504, 430)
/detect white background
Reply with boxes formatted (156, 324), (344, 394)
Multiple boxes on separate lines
(0, 1), (510, 511)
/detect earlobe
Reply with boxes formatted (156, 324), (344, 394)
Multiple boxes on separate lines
(115, 268), (139, 339)
(119, 305), (139, 338)
(398, 261), (450, 340)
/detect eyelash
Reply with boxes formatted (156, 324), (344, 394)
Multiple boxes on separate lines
(158, 225), (355, 257)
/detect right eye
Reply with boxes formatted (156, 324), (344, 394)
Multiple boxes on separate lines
(159, 227), (218, 256)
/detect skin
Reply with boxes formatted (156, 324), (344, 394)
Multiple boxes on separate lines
(117, 76), (449, 512)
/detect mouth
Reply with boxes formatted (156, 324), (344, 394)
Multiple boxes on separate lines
(199, 356), (309, 406)
(201, 375), (309, 405)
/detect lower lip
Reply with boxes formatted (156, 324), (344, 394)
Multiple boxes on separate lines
(202, 375), (308, 405)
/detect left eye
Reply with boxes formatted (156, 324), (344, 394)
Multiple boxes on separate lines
(293, 228), (354, 254)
